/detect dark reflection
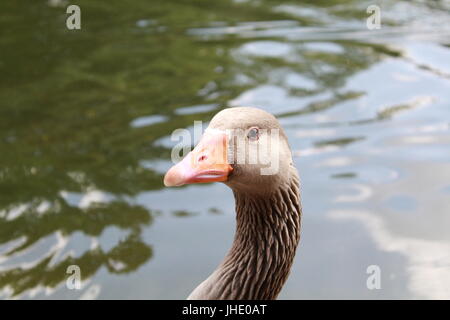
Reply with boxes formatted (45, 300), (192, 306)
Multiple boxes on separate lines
(172, 210), (198, 218)
(208, 207), (223, 215)
(0, 231), (151, 297)
(0, 0), (424, 298)
(278, 91), (365, 119)
(331, 172), (357, 179)
(315, 136), (365, 148)
(0, 198), (152, 297)
(1, 200), (151, 256)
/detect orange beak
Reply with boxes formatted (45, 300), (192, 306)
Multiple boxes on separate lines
(164, 132), (233, 187)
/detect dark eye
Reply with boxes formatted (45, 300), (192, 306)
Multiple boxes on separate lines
(247, 127), (259, 141)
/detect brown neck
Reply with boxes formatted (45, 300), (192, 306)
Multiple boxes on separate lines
(188, 171), (302, 300)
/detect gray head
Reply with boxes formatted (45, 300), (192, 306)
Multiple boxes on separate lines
(164, 107), (296, 196)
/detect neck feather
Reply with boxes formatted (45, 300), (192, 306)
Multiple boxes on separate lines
(188, 170), (302, 300)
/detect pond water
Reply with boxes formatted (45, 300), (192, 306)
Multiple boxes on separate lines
(1, 0), (450, 299)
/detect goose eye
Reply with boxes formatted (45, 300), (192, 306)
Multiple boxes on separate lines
(247, 127), (259, 141)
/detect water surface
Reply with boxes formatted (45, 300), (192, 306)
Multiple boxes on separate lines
(1, 0), (450, 299)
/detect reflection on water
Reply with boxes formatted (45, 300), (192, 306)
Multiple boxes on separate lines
(0, 0), (449, 299)
(329, 209), (450, 299)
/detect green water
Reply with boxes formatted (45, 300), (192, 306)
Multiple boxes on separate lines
(1, 0), (450, 299)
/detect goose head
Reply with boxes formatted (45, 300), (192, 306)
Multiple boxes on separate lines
(164, 107), (294, 195)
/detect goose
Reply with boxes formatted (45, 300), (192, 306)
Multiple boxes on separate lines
(164, 107), (302, 300)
